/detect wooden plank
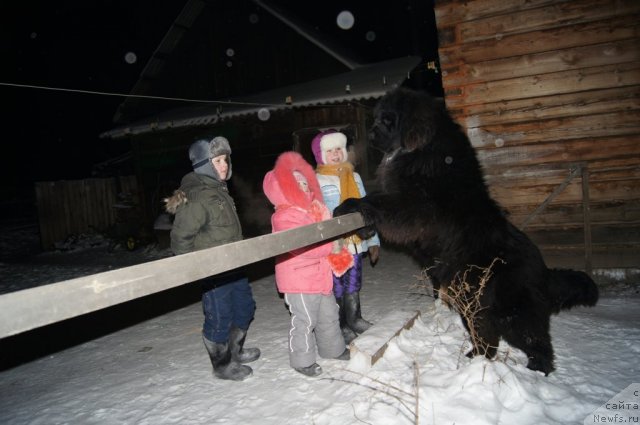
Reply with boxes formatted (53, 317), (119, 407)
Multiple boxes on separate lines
(88, 179), (100, 231)
(489, 166), (640, 187)
(435, 0), (567, 27)
(349, 310), (421, 372)
(526, 225), (640, 245)
(489, 179), (640, 207)
(486, 163), (640, 182)
(485, 162), (640, 215)
(442, 39), (640, 86)
(505, 200), (640, 229)
(477, 135), (640, 168)
(0, 213), (365, 339)
(50, 182), (66, 246)
(106, 177), (118, 228)
(60, 181), (70, 237)
(445, 62), (640, 107)
(79, 180), (90, 233)
(453, 0), (640, 44)
(450, 87), (640, 128)
(519, 166), (582, 229)
(466, 110), (640, 148)
(486, 157), (640, 180)
(439, 14), (639, 64)
(541, 246), (640, 270)
(582, 167), (593, 275)
(34, 182), (53, 250)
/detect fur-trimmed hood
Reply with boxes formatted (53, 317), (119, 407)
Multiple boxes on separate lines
(164, 189), (187, 214)
(163, 172), (226, 214)
(263, 151), (323, 209)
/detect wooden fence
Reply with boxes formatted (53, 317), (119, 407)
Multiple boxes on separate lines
(34, 176), (139, 250)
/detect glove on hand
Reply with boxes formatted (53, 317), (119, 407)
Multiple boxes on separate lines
(328, 246), (354, 277)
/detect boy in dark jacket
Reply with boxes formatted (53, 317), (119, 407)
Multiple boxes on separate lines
(165, 136), (259, 381)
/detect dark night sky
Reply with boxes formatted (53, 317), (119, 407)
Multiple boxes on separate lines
(1, 1), (186, 191)
(1, 1), (438, 198)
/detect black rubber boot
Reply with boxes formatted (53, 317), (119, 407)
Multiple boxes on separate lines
(335, 348), (350, 361)
(229, 326), (261, 364)
(336, 296), (358, 344)
(203, 337), (252, 381)
(294, 363), (322, 377)
(344, 292), (373, 334)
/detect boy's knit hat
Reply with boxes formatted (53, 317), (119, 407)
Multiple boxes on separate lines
(188, 136), (232, 180)
(311, 130), (347, 165)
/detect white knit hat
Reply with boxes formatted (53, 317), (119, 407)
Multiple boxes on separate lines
(319, 132), (347, 164)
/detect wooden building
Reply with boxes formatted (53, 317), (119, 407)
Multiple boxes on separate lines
(435, 0), (640, 281)
(100, 0), (438, 239)
(102, 56), (426, 237)
(99, 0), (638, 283)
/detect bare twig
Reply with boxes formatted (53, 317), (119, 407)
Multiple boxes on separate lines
(437, 258), (505, 358)
(324, 367), (419, 423)
(351, 404), (372, 425)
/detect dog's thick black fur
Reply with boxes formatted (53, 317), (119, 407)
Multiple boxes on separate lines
(334, 87), (599, 375)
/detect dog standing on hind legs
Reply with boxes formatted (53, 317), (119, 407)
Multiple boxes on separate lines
(334, 87), (599, 375)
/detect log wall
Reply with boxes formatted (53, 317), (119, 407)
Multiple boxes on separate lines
(434, 0), (640, 276)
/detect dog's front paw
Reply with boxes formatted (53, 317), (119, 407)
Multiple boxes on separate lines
(333, 198), (361, 217)
(526, 356), (555, 376)
(357, 226), (376, 240)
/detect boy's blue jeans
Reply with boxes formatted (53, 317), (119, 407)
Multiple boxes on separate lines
(201, 271), (256, 343)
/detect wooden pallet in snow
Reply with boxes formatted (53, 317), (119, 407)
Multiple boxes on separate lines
(349, 309), (421, 372)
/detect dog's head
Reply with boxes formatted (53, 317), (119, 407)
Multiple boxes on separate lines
(369, 87), (444, 154)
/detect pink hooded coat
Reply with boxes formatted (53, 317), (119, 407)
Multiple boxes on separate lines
(263, 152), (334, 294)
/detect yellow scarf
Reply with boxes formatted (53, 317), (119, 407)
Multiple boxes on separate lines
(316, 162), (362, 246)
(316, 162), (361, 202)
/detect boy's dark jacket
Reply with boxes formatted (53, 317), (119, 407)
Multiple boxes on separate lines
(165, 172), (242, 255)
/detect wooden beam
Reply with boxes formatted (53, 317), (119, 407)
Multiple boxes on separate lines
(465, 111), (640, 148)
(443, 39), (640, 87)
(477, 135), (640, 169)
(435, 0), (560, 27)
(0, 213), (365, 339)
(527, 225), (640, 246)
(445, 62), (640, 107)
(505, 201), (640, 230)
(582, 167), (593, 276)
(450, 0), (640, 44)
(349, 310), (421, 372)
(520, 166), (582, 229)
(451, 87), (640, 128)
(439, 14), (639, 64)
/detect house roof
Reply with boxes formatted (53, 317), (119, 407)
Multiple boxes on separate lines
(112, 0), (207, 124)
(101, 55), (422, 139)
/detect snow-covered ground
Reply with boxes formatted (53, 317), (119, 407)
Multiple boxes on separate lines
(0, 224), (639, 425)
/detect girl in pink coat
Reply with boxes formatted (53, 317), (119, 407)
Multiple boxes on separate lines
(263, 151), (351, 377)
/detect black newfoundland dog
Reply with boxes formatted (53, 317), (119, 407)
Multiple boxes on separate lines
(334, 87), (598, 375)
